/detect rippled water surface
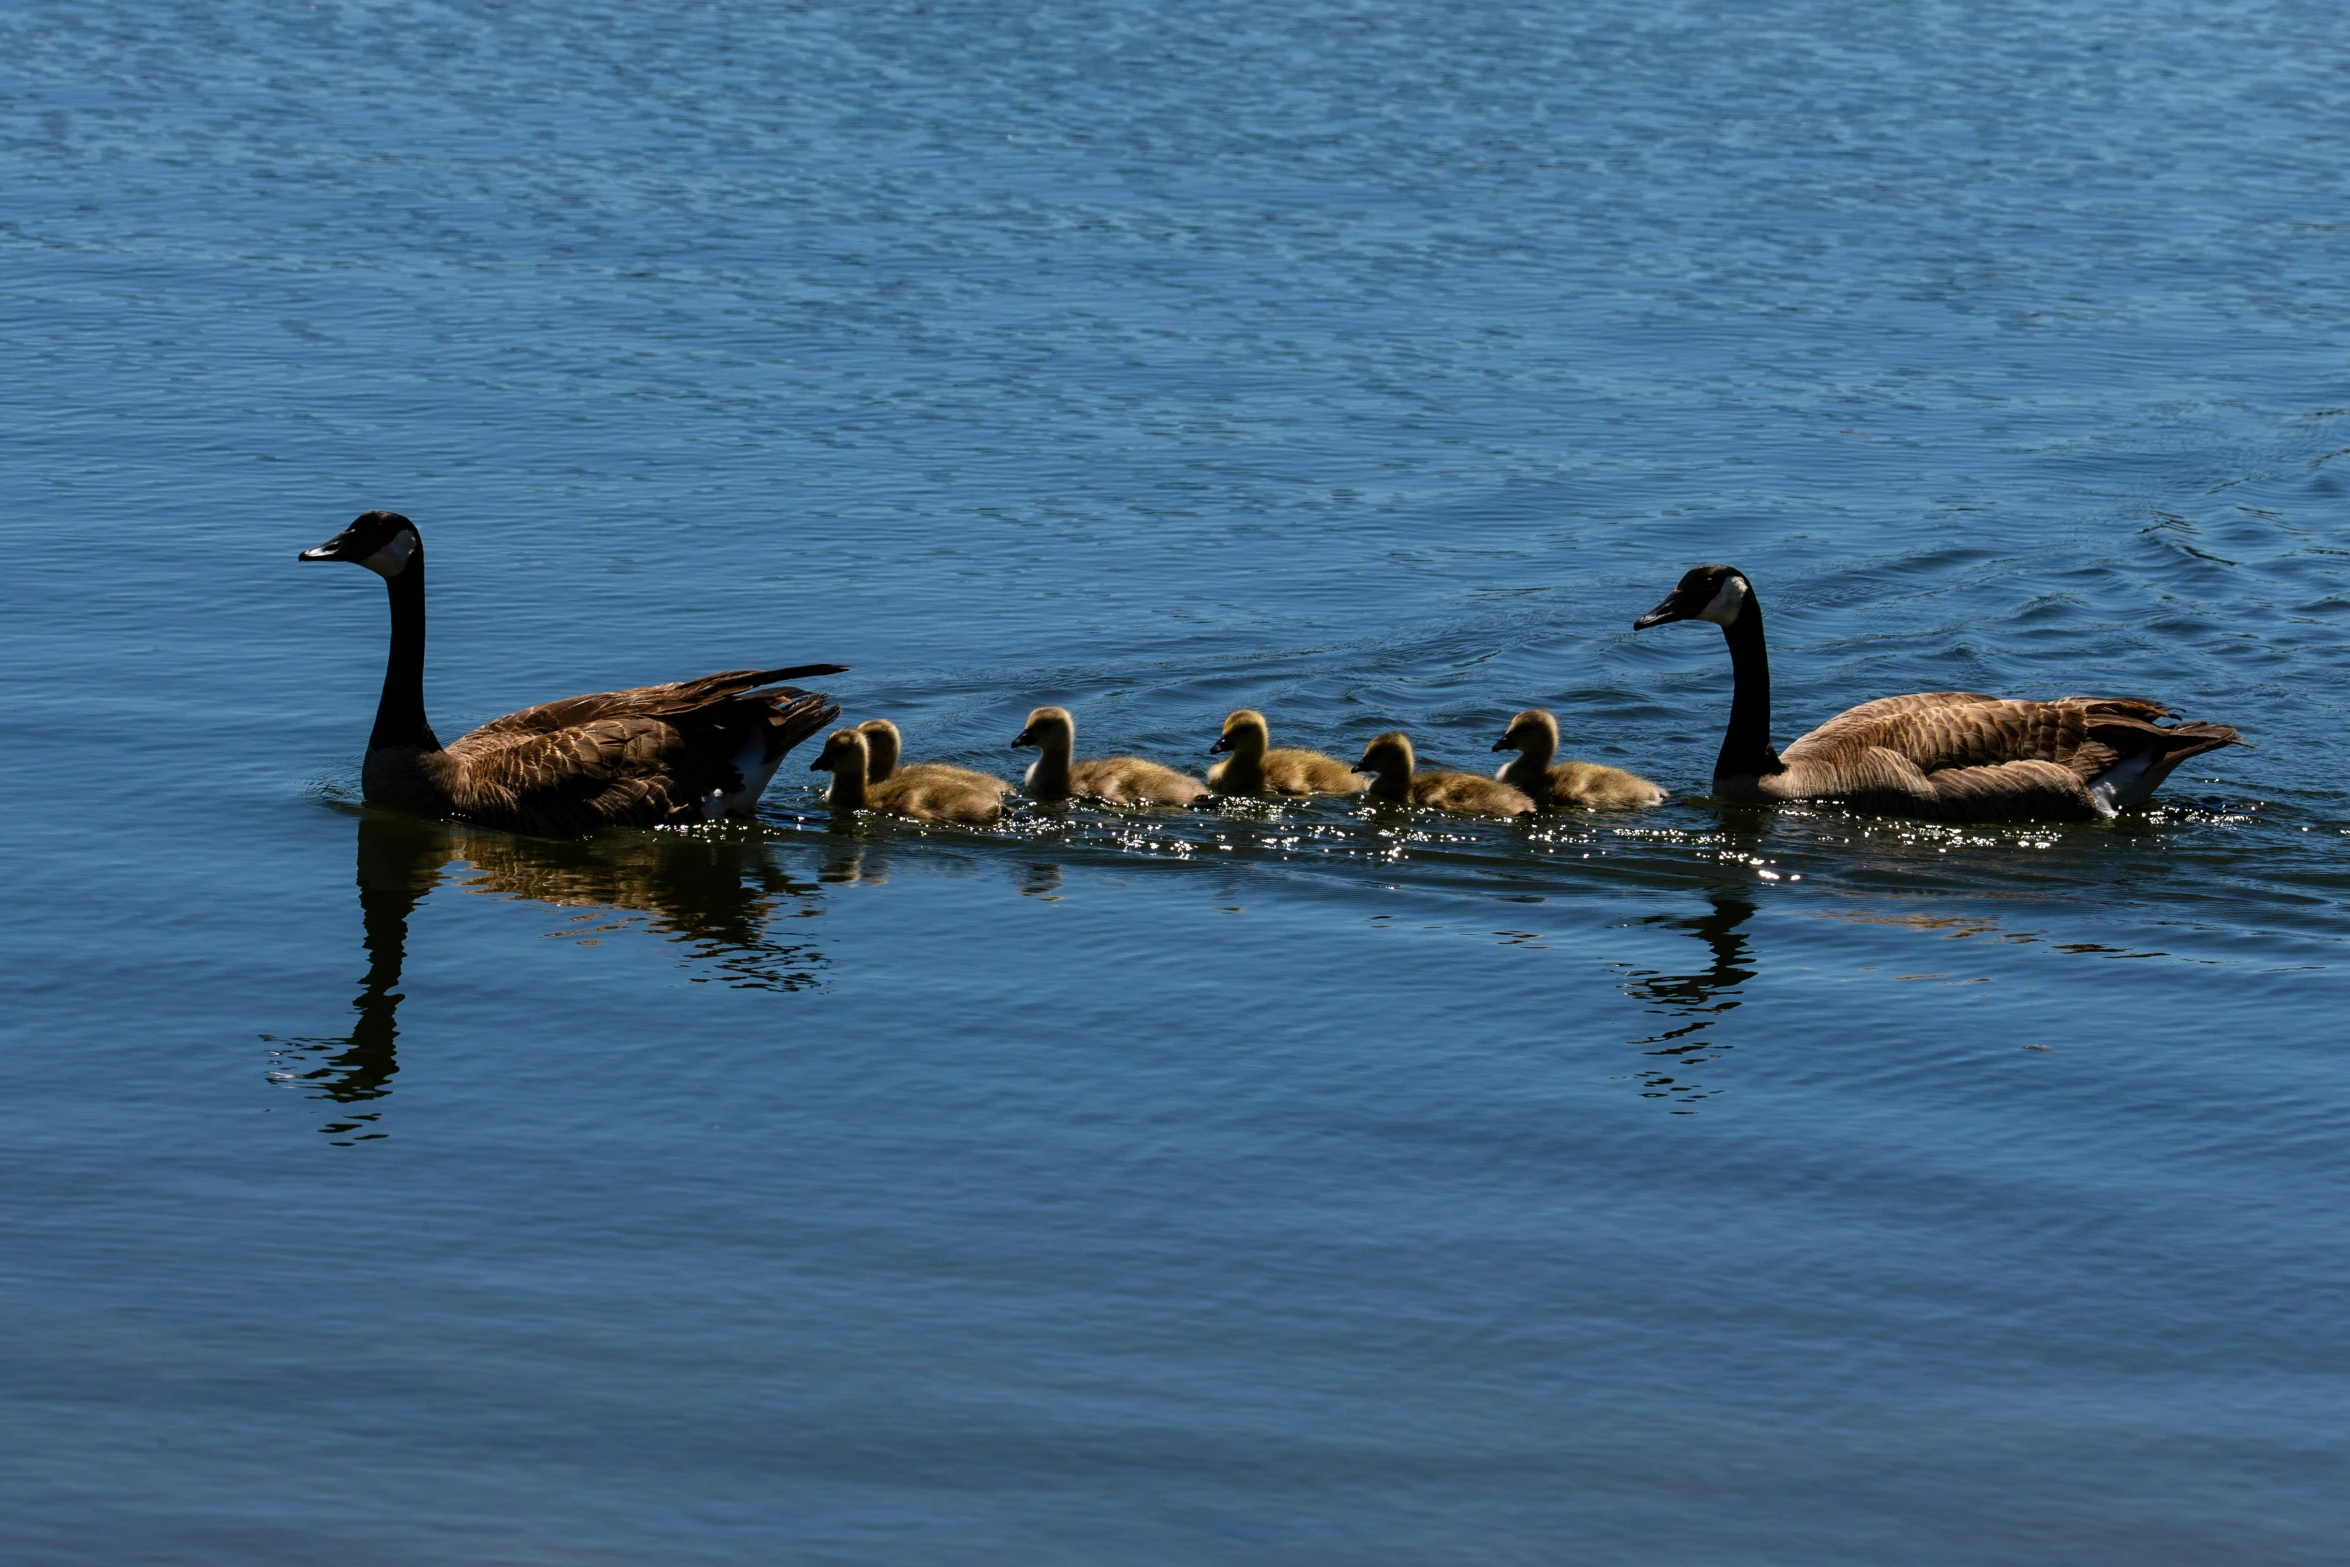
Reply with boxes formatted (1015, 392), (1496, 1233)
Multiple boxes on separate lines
(5, 2), (2348, 1561)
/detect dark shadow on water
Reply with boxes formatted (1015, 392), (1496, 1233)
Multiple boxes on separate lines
(1615, 886), (1758, 1113)
(263, 811), (825, 1144)
(453, 822), (825, 991)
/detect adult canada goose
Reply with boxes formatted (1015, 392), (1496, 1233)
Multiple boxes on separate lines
(1632, 564), (2246, 820)
(812, 728), (1005, 824)
(300, 511), (844, 837)
(857, 718), (1016, 796)
(1357, 732), (1536, 817)
(1012, 706), (1208, 805)
(1492, 709), (1666, 810)
(1206, 709), (1369, 796)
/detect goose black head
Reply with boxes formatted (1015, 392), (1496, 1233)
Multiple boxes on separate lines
(301, 511), (422, 579)
(1634, 564), (1752, 631)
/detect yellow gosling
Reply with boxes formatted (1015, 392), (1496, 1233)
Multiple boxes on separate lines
(858, 717), (1016, 795)
(1012, 706), (1208, 805)
(811, 729), (1005, 825)
(1357, 731), (1535, 817)
(1491, 709), (1666, 809)
(1207, 709), (1369, 796)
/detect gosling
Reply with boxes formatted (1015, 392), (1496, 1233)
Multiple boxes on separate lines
(1491, 709), (1666, 809)
(1357, 731), (1535, 817)
(811, 728), (1005, 824)
(858, 718), (1016, 796)
(1013, 706), (1208, 805)
(1207, 709), (1369, 796)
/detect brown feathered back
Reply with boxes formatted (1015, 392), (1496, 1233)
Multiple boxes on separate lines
(374, 668), (840, 838)
(1771, 693), (2243, 819)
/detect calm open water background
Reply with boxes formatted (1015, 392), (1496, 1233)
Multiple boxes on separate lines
(4, 2), (2348, 1562)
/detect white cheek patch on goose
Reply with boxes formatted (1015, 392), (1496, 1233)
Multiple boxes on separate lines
(1695, 576), (1750, 625)
(359, 531), (420, 579)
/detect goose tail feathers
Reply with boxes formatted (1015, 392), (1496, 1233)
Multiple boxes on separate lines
(758, 690), (844, 764)
(2083, 709), (2249, 758)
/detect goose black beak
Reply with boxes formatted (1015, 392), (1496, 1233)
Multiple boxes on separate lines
(1633, 595), (1689, 631)
(1209, 735), (1234, 755)
(1011, 730), (1034, 749)
(1490, 734), (1513, 752)
(299, 539), (349, 562)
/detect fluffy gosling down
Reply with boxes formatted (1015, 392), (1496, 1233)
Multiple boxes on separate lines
(812, 729), (1006, 824)
(1492, 709), (1666, 810)
(1207, 709), (1369, 796)
(1013, 706), (1208, 805)
(1357, 732), (1536, 817)
(858, 718), (1016, 796)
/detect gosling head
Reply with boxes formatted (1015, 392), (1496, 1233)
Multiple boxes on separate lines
(1357, 731), (1416, 779)
(1012, 706), (1074, 751)
(1492, 709), (1561, 755)
(1210, 709), (1270, 757)
(809, 728), (870, 774)
(1634, 564), (1753, 631)
(300, 510), (422, 579)
(857, 717), (903, 780)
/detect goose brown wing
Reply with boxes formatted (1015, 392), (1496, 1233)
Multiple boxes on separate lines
(440, 716), (706, 835)
(1786, 693), (2128, 775)
(1921, 759), (2103, 821)
(442, 667), (844, 835)
(464, 665), (846, 741)
(1780, 692), (2002, 763)
(1911, 711), (2241, 820)
(1864, 696), (2240, 780)
(1779, 691), (2242, 816)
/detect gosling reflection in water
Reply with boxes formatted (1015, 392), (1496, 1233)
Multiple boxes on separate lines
(267, 812), (824, 1142)
(1618, 888), (1758, 1110)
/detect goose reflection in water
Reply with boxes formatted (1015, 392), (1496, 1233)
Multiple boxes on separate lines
(1617, 887), (1758, 1111)
(264, 811), (824, 1143)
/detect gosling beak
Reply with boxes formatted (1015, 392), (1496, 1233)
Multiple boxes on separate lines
(1011, 729), (1034, 749)
(1633, 593), (1690, 631)
(808, 756), (828, 772)
(1209, 734), (1234, 755)
(1490, 733), (1514, 753)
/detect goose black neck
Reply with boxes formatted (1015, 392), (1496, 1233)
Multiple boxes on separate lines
(369, 559), (441, 754)
(1717, 599), (1778, 779)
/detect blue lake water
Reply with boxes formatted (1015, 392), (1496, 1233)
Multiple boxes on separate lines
(4, 1), (2348, 1560)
